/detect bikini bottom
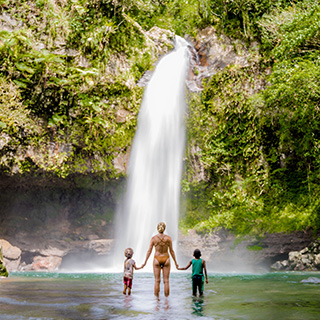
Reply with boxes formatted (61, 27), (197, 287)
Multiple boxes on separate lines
(154, 255), (170, 268)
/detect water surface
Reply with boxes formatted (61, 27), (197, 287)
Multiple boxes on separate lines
(0, 272), (319, 319)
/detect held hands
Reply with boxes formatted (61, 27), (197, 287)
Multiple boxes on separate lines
(136, 265), (144, 270)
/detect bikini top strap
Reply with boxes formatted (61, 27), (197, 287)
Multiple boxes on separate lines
(155, 235), (167, 247)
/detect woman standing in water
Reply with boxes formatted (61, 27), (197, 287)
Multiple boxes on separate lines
(141, 222), (179, 297)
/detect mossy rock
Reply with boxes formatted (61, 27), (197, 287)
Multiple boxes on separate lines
(0, 261), (8, 277)
(0, 245), (9, 277)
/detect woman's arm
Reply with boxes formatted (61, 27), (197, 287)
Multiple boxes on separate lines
(177, 260), (192, 270)
(203, 260), (208, 283)
(168, 237), (179, 268)
(141, 238), (154, 267)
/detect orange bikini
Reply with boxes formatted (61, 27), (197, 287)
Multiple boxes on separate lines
(154, 254), (170, 268)
(154, 235), (170, 268)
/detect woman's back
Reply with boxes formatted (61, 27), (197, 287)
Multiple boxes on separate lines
(152, 234), (171, 255)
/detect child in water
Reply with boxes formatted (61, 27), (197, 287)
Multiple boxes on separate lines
(178, 249), (208, 296)
(123, 248), (142, 295)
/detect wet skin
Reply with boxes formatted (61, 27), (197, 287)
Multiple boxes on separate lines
(142, 223), (179, 297)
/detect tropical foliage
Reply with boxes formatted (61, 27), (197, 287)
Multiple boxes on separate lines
(1, 0), (320, 235)
(0, 0), (154, 176)
(182, 0), (320, 235)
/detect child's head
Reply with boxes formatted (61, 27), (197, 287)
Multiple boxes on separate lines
(193, 249), (201, 259)
(124, 248), (133, 258)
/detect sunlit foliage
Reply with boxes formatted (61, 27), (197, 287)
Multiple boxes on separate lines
(1, 0), (320, 235)
(182, 0), (320, 235)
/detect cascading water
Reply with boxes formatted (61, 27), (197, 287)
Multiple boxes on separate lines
(114, 36), (190, 269)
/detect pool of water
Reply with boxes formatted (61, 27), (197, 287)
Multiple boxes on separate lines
(0, 272), (319, 319)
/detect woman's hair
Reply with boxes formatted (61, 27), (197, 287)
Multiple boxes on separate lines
(157, 222), (166, 233)
(193, 249), (201, 259)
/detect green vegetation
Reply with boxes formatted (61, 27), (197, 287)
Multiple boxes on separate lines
(1, 0), (320, 236)
(0, 245), (9, 277)
(0, 0), (159, 177)
(182, 0), (320, 235)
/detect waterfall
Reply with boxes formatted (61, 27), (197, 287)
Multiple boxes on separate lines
(114, 36), (190, 269)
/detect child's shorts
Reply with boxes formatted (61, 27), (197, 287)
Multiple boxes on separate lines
(192, 275), (204, 295)
(123, 277), (133, 289)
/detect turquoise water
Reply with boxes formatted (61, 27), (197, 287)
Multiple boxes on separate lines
(0, 272), (319, 319)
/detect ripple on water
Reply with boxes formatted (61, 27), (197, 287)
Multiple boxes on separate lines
(0, 272), (319, 320)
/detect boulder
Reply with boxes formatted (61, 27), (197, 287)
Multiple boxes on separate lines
(146, 26), (174, 50)
(112, 150), (130, 174)
(271, 260), (285, 271)
(39, 246), (67, 257)
(195, 26), (250, 72)
(272, 239), (320, 271)
(301, 257), (311, 265)
(271, 259), (290, 270)
(89, 239), (114, 255)
(32, 256), (62, 271)
(314, 254), (320, 267)
(19, 262), (33, 272)
(186, 26), (256, 92)
(294, 262), (305, 271)
(0, 239), (22, 271)
(0, 239), (21, 260)
(301, 277), (320, 284)
(3, 257), (21, 271)
(289, 251), (301, 262)
(115, 109), (131, 123)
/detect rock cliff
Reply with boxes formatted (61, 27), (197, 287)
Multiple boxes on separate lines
(1, 25), (318, 273)
(271, 239), (320, 271)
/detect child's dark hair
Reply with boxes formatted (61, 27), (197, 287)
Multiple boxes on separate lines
(193, 249), (201, 259)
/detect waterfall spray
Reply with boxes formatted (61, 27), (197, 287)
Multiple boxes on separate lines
(114, 36), (190, 270)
